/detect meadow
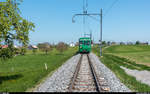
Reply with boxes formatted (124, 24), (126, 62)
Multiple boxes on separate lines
(93, 45), (150, 92)
(104, 45), (150, 66)
(0, 47), (78, 92)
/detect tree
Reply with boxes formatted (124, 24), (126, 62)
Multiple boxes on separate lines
(75, 42), (79, 46)
(102, 41), (106, 45)
(37, 43), (53, 54)
(135, 41), (140, 45)
(0, 48), (14, 60)
(56, 42), (68, 54)
(20, 47), (26, 55)
(0, 0), (35, 59)
(145, 42), (149, 45)
(32, 48), (37, 54)
(111, 42), (116, 45)
(120, 42), (125, 45)
(107, 41), (111, 46)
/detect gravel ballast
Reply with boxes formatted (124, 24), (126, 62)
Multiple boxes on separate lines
(89, 53), (131, 92)
(34, 54), (81, 92)
(34, 53), (131, 92)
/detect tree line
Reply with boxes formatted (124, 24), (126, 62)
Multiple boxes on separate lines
(36, 42), (68, 54)
(98, 41), (149, 46)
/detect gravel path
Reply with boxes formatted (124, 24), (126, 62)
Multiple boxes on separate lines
(121, 66), (150, 86)
(89, 53), (131, 92)
(34, 54), (81, 92)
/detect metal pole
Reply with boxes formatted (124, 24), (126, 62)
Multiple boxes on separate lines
(100, 9), (102, 57)
(90, 30), (92, 40)
(72, 11), (103, 56)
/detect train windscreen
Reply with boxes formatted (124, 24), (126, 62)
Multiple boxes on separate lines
(79, 41), (83, 45)
(84, 41), (90, 45)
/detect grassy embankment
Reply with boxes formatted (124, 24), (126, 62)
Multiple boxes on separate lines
(105, 45), (150, 66)
(92, 45), (150, 92)
(0, 47), (78, 92)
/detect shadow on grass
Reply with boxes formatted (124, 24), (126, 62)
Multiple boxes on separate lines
(0, 74), (23, 84)
(55, 53), (64, 55)
(55, 51), (80, 56)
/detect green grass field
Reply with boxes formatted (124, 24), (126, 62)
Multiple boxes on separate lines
(93, 45), (150, 92)
(105, 45), (150, 65)
(0, 47), (78, 92)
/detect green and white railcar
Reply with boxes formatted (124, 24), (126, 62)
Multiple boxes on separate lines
(79, 37), (91, 53)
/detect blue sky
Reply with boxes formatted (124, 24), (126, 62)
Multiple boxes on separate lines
(18, 0), (150, 45)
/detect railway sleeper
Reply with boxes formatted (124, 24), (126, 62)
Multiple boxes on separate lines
(73, 86), (96, 90)
(74, 83), (95, 86)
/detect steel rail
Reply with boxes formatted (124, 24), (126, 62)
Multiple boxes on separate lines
(68, 54), (101, 92)
(87, 54), (101, 92)
(68, 54), (83, 92)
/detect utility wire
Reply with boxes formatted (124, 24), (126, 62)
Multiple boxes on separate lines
(104, 0), (119, 17)
(83, 0), (89, 36)
(83, 0), (85, 13)
(86, 0), (88, 12)
(83, 0), (86, 35)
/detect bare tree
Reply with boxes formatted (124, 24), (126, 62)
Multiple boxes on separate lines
(56, 42), (68, 54)
(37, 43), (53, 54)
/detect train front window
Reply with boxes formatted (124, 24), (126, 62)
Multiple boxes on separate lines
(85, 41), (90, 45)
(79, 41), (83, 45)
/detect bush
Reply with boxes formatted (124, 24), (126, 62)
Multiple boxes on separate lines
(102, 41), (106, 45)
(32, 49), (37, 54)
(136, 41), (140, 45)
(37, 43), (53, 54)
(56, 42), (68, 53)
(20, 47), (27, 55)
(14, 48), (20, 55)
(0, 48), (14, 60)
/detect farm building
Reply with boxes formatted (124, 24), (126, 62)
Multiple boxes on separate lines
(0, 45), (8, 49)
(28, 45), (38, 50)
(69, 42), (75, 47)
(0, 45), (20, 49)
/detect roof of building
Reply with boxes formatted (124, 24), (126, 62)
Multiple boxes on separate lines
(32, 45), (38, 49)
(0, 45), (8, 48)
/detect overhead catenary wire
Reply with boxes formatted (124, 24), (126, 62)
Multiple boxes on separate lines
(82, 0), (95, 39)
(87, 0), (119, 21)
(72, 0), (103, 56)
(83, 0), (89, 36)
(103, 0), (119, 17)
(83, 0), (88, 13)
(83, 0), (86, 36)
(86, 0), (88, 13)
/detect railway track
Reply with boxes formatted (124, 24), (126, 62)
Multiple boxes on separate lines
(68, 54), (110, 92)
